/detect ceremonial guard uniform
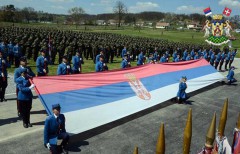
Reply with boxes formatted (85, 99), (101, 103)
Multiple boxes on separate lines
(160, 54), (166, 63)
(121, 54), (130, 68)
(219, 51), (225, 71)
(57, 56), (72, 75)
(227, 66), (237, 85)
(72, 51), (84, 74)
(14, 57), (35, 117)
(0, 51), (7, 102)
(95, 56), (108, 72)
(16, 68), (35, 128)
(215, 52), (221, 69)
(137, 51), (144, 66)
(44, 104), (69, 154)
(177, 76), (188, 104)
(36, 50), (49, 76)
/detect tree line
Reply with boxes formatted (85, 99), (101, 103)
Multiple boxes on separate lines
(0, 2), (207, 26)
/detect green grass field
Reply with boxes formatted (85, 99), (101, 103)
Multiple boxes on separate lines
(2, 22), (240, 74)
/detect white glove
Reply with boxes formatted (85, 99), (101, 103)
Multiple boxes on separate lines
(80, 58), (82, 61)
(2, 60), (5, 64)
(46, 143), (51, 150)
(67, 65), (70, 69)
(43, 69), (46, 73)
(78, 68), (81, 72)
(103, 63), (106, 66)
(143, 63), (145, 65)
(29, 84), (35, 89)
(1, 73), (4, 77)
(44, 58), (47, 61)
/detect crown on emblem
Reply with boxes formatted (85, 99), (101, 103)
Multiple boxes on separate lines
(212, 15), (223, 20)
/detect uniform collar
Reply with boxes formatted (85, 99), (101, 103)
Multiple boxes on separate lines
(54, 114), (58, 119)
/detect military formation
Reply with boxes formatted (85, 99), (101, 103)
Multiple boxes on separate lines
(0, 25), (239, 153)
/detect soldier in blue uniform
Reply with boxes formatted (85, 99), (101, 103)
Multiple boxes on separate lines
(121, 46), (127, 59)
(121, 54), (130, 68)
(182, 49), (188, 61)
(57, 56), (72, 75)
(215, 51), (221, 70)
(210, 51), (216, 66)
(225, 50), (231, 70)
(186, 53), (191, 61)
(147, 53), (155, 64)
(219, 51), (225, 72)
(172, 50), (177, 62)
(14, 57), (35, 117)
(16, 68), (35, 128)
(227, 66), (237, 85)
(44, 104), (69, 154)
(72, 51), (84, 74)
(160, 53), (166, 63)
(137, 51), (144, 66)
(194, 52), (199, 60)
(95, 50), (104, 64)
(177, 76), (188, 104)
(36, 50), (49, 76)
(175, 55), (180, 62)
(153, 49), (159, 61)
(95, 56), (108, 72)
(229, 49), (237, 68)
(190, 49), (195, 59)
(13, 42), (22, 68)
(8, 41), (14, 65)
(0, 51), (8, 102)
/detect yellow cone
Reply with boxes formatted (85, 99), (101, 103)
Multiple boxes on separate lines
(218, 98), (228, 137)
(183, 108), (192, 154)
(156, 123), (165, 154)
(133, 146), (138, 154)
(205, 112), (216, 148)
(237, 113), (240, 130)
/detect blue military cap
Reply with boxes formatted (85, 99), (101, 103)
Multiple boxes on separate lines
(52, 104), (61, 110)
(40, 50), (46, 53)
(20, 56), (27, 62)
(182, 76), (187, 80)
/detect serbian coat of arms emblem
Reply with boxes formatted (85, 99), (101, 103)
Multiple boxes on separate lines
(124, 73), (151, 100)
(203, 14), (233, 46)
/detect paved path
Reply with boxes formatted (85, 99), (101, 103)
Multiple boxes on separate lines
(0, 59), (239, 154)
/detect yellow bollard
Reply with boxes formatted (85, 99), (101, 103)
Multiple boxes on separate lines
(156, 123), (165, 154)
(183, 108), (192, 154)
(133, 146), (138, 154)
(205, 112), (216, 148)
(218, 98), (228, 137)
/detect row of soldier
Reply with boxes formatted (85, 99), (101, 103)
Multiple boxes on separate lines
(0, 26), (210, 66)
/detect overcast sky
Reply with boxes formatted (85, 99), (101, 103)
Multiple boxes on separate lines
(0, 0), (240, 16)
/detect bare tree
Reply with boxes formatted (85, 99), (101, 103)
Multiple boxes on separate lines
(21, 7), (37, 23)
(113, 1), (127, 27)
(68, 7), (85, 29)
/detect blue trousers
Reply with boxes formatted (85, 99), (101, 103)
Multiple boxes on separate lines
(50, 132), (69, 154)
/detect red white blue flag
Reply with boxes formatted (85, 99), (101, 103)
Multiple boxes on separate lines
(203, 7), (212, 16)
(32, 59), (224, 135)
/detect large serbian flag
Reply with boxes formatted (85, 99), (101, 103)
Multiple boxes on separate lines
(203, 7), (212, 16)
(32, 59), (224, 134)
